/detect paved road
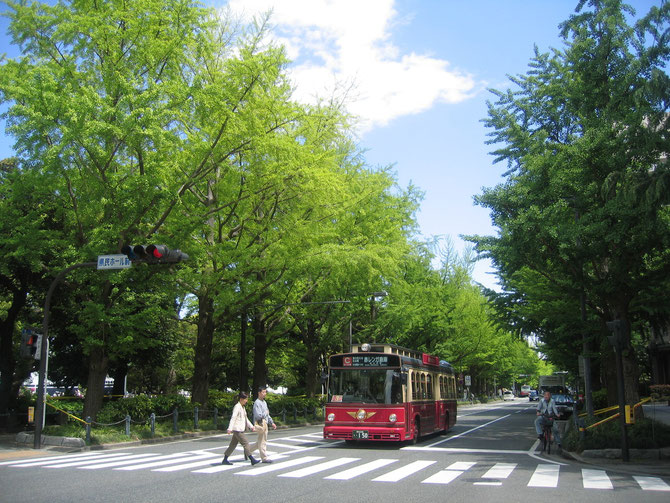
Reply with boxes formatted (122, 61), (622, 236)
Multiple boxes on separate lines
(1, 399), (668, 502)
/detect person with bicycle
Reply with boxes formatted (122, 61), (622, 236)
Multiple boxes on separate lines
(535, 390), (561, 448)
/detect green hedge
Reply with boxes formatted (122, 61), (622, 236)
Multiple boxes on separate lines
(563, 417), (670, 452)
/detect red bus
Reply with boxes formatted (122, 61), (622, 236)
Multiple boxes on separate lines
(323, 343), (457, 442)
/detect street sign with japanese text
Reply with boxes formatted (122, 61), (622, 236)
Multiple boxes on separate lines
(97, 254), (132, 270)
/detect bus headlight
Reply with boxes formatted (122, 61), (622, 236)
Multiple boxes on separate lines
(389, 413), (397, 423)
(327, 413), (335, 422)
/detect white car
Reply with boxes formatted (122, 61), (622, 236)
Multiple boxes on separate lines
(503, 390), (515, 401)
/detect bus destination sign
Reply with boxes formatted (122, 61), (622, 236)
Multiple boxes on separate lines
(344, 355), (389, 367)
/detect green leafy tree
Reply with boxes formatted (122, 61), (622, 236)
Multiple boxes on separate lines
(468, 0), (670, 405)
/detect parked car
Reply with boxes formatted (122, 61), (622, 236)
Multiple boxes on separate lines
(552, 393), (575, 419)
(503, 390), (515, 401)
(528, 390), (539, 401)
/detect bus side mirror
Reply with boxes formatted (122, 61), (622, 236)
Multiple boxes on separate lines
(401, 373), (407, 386)
(320, 373), (328, 385)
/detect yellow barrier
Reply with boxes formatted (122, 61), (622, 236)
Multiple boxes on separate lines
(578, 404), (618, 418)
(46, 401), (89, 425)
(579, 397), (651, 431)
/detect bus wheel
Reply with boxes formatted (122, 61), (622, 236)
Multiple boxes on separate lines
(410, 418), (420, 445)
(442, 412), (449, 434)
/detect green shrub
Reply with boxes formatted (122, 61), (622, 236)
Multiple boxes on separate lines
(563, 416), (670, 452)
(591, 389), (609, 411)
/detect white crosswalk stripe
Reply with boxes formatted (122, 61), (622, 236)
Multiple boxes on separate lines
(278, 457), (359, 478)
(116, 452), (218, 471)
(7, 452), (126, 468)
(527, 464), (560, 488)
(324, 458), (398, 480)
(422, 461), (476, 485)
(46, 453), (137, 468)
(4, 448), (669, 493)
(582, 469), (613, 490)
(236, 456), (324, 476)
(634, 476), (670, 491)
(482, 462), (517, 479)
(372, 460), (437, 482)
(0, 452), (101, 466)
(79, 453), (164, 470)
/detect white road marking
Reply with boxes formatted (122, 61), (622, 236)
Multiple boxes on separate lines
(372, 460), (436, 482)
(582, 469), (613, 489)
(235, 456), (324, 476)
(527, 464), (560, 488)
(0, 452), (101, 466)
(474, 481), (503, 486)
(482, 463), (516, 479)
(634, 476), (670, 491)
(324, 459), (398, 480)
(45, 453), (136, 468)
(423, 414), (511, 448)
(79, 454), (164, 470)
(116, 453), (216, 471)
(421, 460), (476, 485)
(8, 452), (127, 468)
(278, 457), (359, 478)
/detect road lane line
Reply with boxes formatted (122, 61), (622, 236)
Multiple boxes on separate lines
(582, 469), (613, 489)
(372, 460), (436, 482)
(402, 447), (527, 455)
(482, 463), (516, 479)
(634, 476), (670, 491)
(235, 456), (324, 476)
(527, 464), (560, 488)
(324, 459), (398, 480)
(278, 457), (359, 478)
(424, 414), (511, 447)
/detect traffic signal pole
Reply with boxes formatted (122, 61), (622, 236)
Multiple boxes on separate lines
(33, 246), (188, 448)
(34, 261), (97, 449)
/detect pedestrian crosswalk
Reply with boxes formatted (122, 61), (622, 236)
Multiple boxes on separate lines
(2, 450), (669, 492)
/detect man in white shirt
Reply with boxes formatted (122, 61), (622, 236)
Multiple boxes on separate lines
(251, 386), (277, 463)
(535, 390), (561, 447)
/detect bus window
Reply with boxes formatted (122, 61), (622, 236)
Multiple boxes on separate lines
(420, 374), (426, 399)
(426, 374), (432, 399)
(411, 372), (416, 400)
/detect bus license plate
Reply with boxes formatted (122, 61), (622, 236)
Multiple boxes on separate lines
(352, 430), (368, 440)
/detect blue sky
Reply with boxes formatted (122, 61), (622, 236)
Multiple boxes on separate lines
(0, 0), (661, 289)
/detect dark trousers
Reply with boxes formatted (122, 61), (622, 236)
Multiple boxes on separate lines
(224, 431), (252, 458)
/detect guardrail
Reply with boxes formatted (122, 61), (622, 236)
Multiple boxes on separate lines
(578, 397), (652, 432)
(40, 404), (322, 445)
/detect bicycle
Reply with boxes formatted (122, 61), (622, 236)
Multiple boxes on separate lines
(540, 413), (556, 454)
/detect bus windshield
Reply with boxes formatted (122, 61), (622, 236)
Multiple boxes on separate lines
(328, 368), (402, 404)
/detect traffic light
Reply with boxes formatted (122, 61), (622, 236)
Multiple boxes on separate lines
(20, 329), (41, 359)
(121, 244), (189, 264)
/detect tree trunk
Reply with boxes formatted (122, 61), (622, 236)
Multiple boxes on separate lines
(252, 315), (268, 395)
(239, 311), (248, 392)
(83, 347), (109, 420)
(191, 293), (214, 406)
(0, 287), (27, 413)
(304, 320), (319, 398)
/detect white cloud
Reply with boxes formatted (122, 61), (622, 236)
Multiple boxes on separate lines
(226, 0), (477, 133)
